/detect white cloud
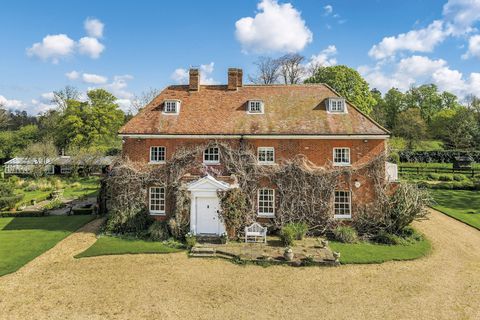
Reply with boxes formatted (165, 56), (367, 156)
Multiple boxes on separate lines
(171, 68), (189, 84)
(360, 55), (480, 98)
(27, 18), (106, 63)
(170, 62), (218, 84)
(368, 21), (448, 60)
(323, 5), (333, 15)
(308, 45), (337, 67)
(26, 34), (76, 63)
(235, 0), (313, 54)
(40, 92), (55, 101)
(84, 18), (104, 38)
(105, 75), (134, 99)
(462, 34), (480, 59)
(65, 70), (80, 80)
(0, 95), (25, 108)
(78, 37), (105, 59)
(115, 99), (132, 112)
(82, 73), (108, 84)
(443, 0), (480, 35)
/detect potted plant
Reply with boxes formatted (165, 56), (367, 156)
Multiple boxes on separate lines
(284, 247), (294, 261)
(220, 232), (228, 244)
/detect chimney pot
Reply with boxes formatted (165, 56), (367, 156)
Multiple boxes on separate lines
(189, 68), (199, 91)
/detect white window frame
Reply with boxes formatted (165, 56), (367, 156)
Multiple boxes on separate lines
(247, 100), (264, 114)
(333, 147), (351, 166)
(203, 147), (220, 165)
(257, 147), (275, 165)
(257, 188), (275, 217)
(334, 190), (351, 219)
(327, 98), (347, 113)
(150, 146), (166, 163)
(149, 186), (166, 215)
(162, 100), (180, 115)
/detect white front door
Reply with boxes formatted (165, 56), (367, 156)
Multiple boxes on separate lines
(196, 197), (220, 234)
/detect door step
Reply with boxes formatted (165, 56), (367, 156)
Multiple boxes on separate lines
(196, 235), (222, 244)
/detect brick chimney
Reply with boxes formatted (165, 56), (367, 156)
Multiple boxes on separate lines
(189, 68), (199, 91)
(227, 68), (243, 90)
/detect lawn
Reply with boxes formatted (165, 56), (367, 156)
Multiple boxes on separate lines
(430, 189), (480, 230)
(329, 237), (431, 264)
(0, 215), (94, 276)
(75, 236), (183, 258)
(3, 176), (100, 210)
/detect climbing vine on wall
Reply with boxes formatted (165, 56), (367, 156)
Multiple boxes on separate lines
(103, 141), (389, 236)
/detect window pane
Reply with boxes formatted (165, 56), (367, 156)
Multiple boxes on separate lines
(334, 190), (351, 217)
(258, 189), (275, 215)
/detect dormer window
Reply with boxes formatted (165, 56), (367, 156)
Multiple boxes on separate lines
(247, 100), (264, 114)
(163, 100), (180, 114)
(327, 98), (346, 113)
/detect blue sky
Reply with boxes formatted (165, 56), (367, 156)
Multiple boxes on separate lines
(1, 0), (479, 114)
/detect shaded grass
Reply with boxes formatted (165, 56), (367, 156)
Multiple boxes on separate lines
(430, 189), (480, 230)
(329, 237), (431, 264)
(75, 236), (183, 258)
(0, 215), (94, 276)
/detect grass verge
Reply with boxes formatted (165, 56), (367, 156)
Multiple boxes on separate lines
(75, 236), (183, 258)
(430, 189), (480, 230)
(329, 236), (431, 264)
(0, 215), (94, 276)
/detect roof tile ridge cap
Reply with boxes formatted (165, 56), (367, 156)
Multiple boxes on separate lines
(321, 83), (390, 135)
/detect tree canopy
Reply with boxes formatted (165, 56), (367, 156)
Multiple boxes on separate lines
(304, 65), (376, 114)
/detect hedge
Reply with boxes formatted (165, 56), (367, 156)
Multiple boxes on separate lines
(0, 194), (25, 211)
(0, 210), (47, 217)
(399, 150), (480, 163)
(72, 207), (94, 215)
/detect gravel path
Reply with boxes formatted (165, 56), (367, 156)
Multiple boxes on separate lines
(1, 210), (479, 320)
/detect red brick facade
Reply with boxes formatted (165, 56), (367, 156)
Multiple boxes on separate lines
(122, 137), (386, 220)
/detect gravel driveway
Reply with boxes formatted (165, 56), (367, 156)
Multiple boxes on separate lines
(1, 210), (479, 320)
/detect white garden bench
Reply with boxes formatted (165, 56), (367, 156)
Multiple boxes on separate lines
(245, 222), (267, 243)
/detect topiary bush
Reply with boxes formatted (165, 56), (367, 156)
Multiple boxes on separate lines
(332, 226), (358, 243)
(279, 224), (296, 246)
(148, 220), (170, 241)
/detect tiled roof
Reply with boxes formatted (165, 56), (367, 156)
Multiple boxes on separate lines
(119, 84), (389, 136)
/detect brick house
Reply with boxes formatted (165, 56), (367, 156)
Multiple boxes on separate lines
(119, 68), (393, 236)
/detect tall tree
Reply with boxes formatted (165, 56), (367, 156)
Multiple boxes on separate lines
(405, 84), (444, 123)
(52, 85), (80, 111)
(130, 88), (161, 114)
(20, 140), (58, 178)
(393, 109), (428, 149)
(0, 103), (8, 129)
(430, 107), (479, 149)
(248, 56), (281, 84)
(278, 54), (305, 84)
(58, 89), (124, 151)
(370, 88), (387, 127)
(304, 65), (376, 114)
(383, 88), (406, 130)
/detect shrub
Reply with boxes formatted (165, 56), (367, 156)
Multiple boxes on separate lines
(42, 199), (64, 210)
(105, 207), (153, 235)
(72, 207), (94, 215)
(185, 232), (196, 248)
(453, 175), (468, 181)
(332, 226), (358, 243)
(353, 182), (431, 237)
(290, 222), (308, 240)
(279, 224), (296, 246)
(389, 152), (400, 164)
(372, 231), (404, 245)
(427, 173), (440, 180)
(167, 218), (189, 240)
(438, 174), (453, 181)
(0, 194), (24, 210)
(0, 210), (47, 217)
(25, 183), (39, 191)
(148, 221), (170, 241)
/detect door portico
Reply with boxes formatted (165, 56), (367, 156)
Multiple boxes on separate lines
(187, 175), (231, 235)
